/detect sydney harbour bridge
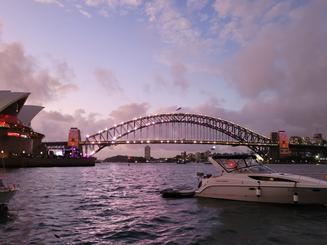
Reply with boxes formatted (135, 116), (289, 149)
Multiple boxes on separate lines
(80, 113), (277, 158)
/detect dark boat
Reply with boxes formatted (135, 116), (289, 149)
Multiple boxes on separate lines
(160, 188), (195, 198)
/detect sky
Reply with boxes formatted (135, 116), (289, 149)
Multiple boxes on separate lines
(0, 0), (327, 158)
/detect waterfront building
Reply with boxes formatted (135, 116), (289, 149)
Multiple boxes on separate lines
(144, 145), (151, 161)
(304, 137), (312, 144)
(0, 90), (44, 157)
(270, 132), (279, 144)
(313, 133), (323, 145)
(289, 136), (302, 144)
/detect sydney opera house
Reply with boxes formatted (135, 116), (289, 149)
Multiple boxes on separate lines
(0, 90), (44, 158)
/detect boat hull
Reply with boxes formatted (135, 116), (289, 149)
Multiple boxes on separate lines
(160, 188), (195, 198)
(196, 185), (327, 204)
(0, 189), (16, 204)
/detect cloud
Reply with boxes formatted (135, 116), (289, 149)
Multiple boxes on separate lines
(85, 0), (103, 6)
(120, 0), (143, 7)
(215, 1), (327, 137)
(79, 9), (92, 18)
(86, 0), (142, 7)
(170, 61), (189, 91)
(186, 0), (208, 12)
(34, 102), (149, 140)
(34, 0), (64, 8)
(80, 0), (144, 19)
(223, 0), (327, 99)
(0, 21), (3, 38)
(211, 0), (294, 45)
(94, 67), (123, 94)
(53, 60), (75, 83)
(32, 110), (74, 142)
(0, 41), (78, 104)
(142, 72), (170, 94)
(145, 0), (200, 46)
(75, 4), (92, 18)
(154, 72), (169, 89)
(109, 102), (149, 122)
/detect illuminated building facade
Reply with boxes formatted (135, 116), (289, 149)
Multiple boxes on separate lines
(278, 131), (291, 157)
(66, 127), (82, 158)
(0, 90), (44, 157)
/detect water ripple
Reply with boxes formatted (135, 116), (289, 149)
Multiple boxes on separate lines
(1, 163), (327, 244)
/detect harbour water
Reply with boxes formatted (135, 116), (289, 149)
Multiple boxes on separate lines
(1, 163), (327, 244)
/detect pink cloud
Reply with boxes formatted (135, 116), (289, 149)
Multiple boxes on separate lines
(109, 102), (149, 122)
(223, 1), (327, 98)
(212, 0), (327, 138)
(0, 42), (78, 104)
(94, 67), (123, 95)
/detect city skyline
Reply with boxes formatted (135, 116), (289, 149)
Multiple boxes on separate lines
(1, 0), (327, 158)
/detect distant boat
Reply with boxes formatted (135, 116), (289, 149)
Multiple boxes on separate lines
(176, 159), (189, 164)
(0, 158), (18, 206)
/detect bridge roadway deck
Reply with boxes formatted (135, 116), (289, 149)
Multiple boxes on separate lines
(79, 139), (277, 147)
(43, 140), (327, 149)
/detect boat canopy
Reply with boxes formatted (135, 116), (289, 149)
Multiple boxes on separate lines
(211, 154), (274, 174)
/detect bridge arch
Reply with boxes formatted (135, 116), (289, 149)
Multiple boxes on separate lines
(82, 113), (272, 156)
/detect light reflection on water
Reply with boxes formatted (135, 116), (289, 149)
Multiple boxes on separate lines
(0, 163), (327, 244)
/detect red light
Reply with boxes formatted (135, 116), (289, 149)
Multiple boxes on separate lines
(227, 160), (237, 168)
(0, 114), (21, 124)
(0, 121), (9, 128)
(7, 132), (20, 137)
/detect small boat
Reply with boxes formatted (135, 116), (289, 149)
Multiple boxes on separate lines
(195, 154), (327, 205)
(0, 179), (17, 205)
(160, 188), (195, 198)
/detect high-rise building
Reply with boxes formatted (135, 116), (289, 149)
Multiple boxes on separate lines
(313, 133), (323, 145)
(279, 131), (291, 157)
(145, 145), (151, 161)
(270, 132), (279, 143)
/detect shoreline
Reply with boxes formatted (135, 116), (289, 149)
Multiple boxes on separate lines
(1, 157), (96, 168)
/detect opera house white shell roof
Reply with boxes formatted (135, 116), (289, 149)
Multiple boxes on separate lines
(0, 90), (43, 126)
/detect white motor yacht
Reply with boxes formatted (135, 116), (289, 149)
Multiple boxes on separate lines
(195, 154), (327, 205)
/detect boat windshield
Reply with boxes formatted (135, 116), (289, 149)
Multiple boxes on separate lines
(212, 155), (275, 174)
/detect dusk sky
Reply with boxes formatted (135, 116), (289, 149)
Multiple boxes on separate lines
(1, 0), (327, 158)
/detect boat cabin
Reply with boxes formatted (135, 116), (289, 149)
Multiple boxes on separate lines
(211, 154), (275, 174)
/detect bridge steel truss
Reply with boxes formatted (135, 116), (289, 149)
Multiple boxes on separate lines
(82, 113), (275, 157)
